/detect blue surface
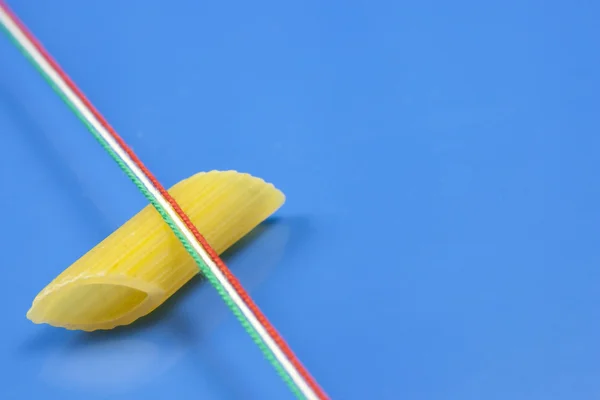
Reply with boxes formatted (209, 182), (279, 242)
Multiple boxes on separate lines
(1, 0), (600, 399)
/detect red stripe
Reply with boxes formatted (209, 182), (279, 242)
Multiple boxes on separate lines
(1, 3), (328, 398)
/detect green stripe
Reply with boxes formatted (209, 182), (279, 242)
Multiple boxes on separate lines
(1, 22), (304, 400)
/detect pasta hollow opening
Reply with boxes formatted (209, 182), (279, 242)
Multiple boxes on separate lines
(29, 283), (151, 326)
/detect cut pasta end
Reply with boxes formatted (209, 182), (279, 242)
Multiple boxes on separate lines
(27, 277), (163, 331)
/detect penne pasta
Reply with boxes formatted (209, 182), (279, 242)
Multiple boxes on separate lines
(27, 170), (285, 331)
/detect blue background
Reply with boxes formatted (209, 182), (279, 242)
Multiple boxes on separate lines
(1, 0), (600, 399)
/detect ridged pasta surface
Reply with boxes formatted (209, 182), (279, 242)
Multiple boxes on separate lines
(27, 170), (285, 331)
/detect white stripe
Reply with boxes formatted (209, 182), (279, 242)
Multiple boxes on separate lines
(0, 7), (317, 400)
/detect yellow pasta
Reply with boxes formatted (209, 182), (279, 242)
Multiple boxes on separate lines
(27, 170), (285, 331)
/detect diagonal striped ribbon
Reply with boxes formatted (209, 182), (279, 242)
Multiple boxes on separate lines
(0, 3), (327, 399)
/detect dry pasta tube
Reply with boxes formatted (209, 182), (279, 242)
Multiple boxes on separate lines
(27, 170), (285, 331)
